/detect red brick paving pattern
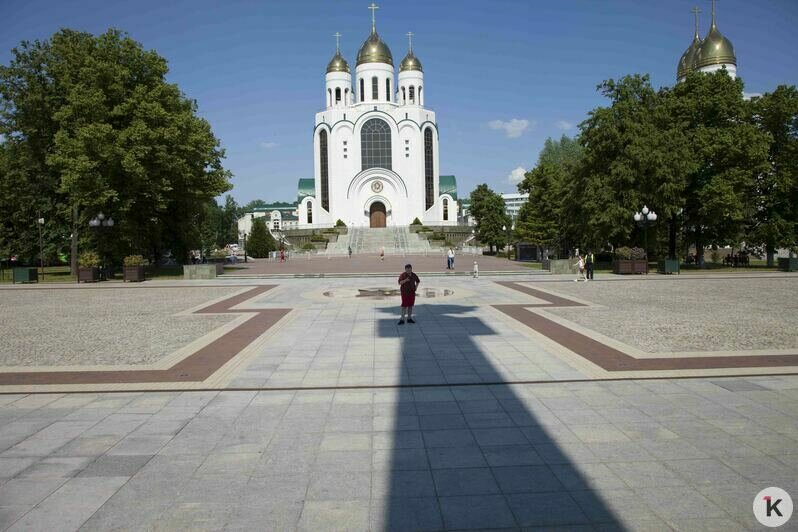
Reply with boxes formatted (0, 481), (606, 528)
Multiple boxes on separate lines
(494, 281), (798, 371)
(0, 286), (289, 386)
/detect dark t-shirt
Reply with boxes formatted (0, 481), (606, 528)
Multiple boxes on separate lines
(398, 272), (420, 296)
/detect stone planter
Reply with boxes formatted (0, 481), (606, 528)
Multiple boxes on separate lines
(657, 259), (680, 275)
(208, 259), (225, 275)
(78, 267), (101, 283)
(12, 267), (38, 284)
(778, 257), (798, 272)
(548, 259), (576, 274)
(613, 259), (648, 274)
(183, 264), (216, 279)
(123, 265), (145, 282)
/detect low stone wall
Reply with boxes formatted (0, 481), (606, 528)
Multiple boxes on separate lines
(548, 259), (576, 274)
(183, 264), (217, 279)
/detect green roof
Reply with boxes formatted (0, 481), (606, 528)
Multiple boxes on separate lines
(439, 175), (457, 201)
(253, 204), (296, 212)
(298, 178), (315, 204)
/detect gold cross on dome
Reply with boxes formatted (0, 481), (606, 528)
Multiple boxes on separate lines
(406, 31), (414, 52)
(691, 6), (701, 34)
(368, 3), (379, 31)
(333, 32), (342, 52)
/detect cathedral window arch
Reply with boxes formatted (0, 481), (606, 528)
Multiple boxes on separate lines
(409, 85), (415, 104)
(371, 76), (378, 101)
(306, 200), (313, 224)
(359, 78), (364, 102)
(361, 118), (392, 171)
(335, 87), (341, 103)
(385, 78), (391, 102)
(419, 86), (422, 106)
(328, 88), (332, 107)
(424, 127), (434, 210)
(443, 198), (449, 221)
(345, 88), (349, 104)
(401, 87), (406, 104)
(319, 130), (330, 210)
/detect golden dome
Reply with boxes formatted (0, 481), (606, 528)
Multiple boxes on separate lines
(695, 19), (736, 69)
(356, 30), (393, 66)
(400, 50), (422, 72)
(677, 33), (702, 79)
(326, 51), (350, 74)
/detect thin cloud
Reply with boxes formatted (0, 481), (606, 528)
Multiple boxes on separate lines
(507, 166), (527, 184)
(260, 141), (279, 149)
(555, 120), (573, 130)
(488, 119), (532, 139)
(743, 92), (762, 100)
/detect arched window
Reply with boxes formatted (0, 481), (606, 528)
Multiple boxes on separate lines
(361, 118), (392, 171)
(371, 76), (378, 101)
(385, 78), (391, 102)
(328, 88), (332, 107)
(424, 127), (434, 210)
(443, 198), (449, 221)
(335, 87), (341, 103)
(401, 87), (406, 104)
(319, 130), (329, 211)
(307, 201), (313, 224)
(409, 86), (415, 104)
(419, 86), (422, 106)
(345, 88), (349, 103)
(359, 78), (364, 102)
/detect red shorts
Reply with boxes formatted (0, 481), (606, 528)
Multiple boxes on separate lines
(401, 293), (416, 308)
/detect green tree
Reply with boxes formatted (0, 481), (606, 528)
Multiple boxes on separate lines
(246, 217), (275, 258)
(748, 85), (798, 264)
(469, 184), (509, 253)
(516, 136), (582, 257)
(0, 29), (232, 267)
(672, 70), (771, 265)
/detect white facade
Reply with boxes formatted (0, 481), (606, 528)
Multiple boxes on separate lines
(502, 193), (529, 220)
(297, 16), (457, 229)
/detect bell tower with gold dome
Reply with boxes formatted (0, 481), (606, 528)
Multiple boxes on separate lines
(677, 0), (737, 81)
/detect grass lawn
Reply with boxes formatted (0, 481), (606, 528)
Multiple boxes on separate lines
(0, 264), (246, 283)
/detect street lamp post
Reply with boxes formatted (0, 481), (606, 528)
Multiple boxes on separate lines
(89, 212), (114, 280)
(502, 224), (515, 260)
(633, 205), (657, 263)
(37, 214), (45, 280)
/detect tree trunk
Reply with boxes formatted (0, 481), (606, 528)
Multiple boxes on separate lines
(766, 243), (775, 267)
(696, 226), (705, 268)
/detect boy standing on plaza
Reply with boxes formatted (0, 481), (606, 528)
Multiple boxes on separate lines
(398, 264), (420, 325)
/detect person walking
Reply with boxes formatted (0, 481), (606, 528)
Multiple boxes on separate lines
(473, 260), (479, 279)
(348, 245), (352, 258)
(398, 264), (420, 325)
(280, 248), (285, 263)
(574, 252), (587, 282)
(447, 247), (455, 270)
(380, 247), (385, 262)
(586, 250), (595, 280)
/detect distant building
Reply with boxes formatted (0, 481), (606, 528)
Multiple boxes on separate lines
(237, 204), (299, 239)
(502, 193), (529, 220)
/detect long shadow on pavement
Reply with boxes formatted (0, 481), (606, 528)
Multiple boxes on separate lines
(376, 303), (625, 530)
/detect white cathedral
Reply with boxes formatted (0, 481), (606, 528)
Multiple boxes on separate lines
(295, 5), (458, 229)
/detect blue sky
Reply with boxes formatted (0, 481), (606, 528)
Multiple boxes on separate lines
(2, 0), (797, 203)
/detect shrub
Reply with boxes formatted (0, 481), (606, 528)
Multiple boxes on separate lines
(123, 255), (146, 267)
(335, 219), (346, 227)
(310, 234), (327, 242)
(431, 231), (445, 240)
(247, 217), (277, 258)
(302, 242), (315, 250)
(630, 247), (646, 260)
(711, 250), (721, 264)
(614, 247), (631, 260)
(210, 249), (227, 259)
(410, 217), (422, 226)
(78, 251), (100, 268)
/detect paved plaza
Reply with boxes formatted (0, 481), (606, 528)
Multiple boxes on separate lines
(1, 273), (797, 530)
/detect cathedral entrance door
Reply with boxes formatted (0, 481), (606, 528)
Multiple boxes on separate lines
(369, 202), (387, 228)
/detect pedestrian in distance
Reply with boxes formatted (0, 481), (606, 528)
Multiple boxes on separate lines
(380, 247), (385, 262)
(473, 261), (479, 279)
(280, 249), (285, 263)
(574, 252), (587, 282)
(348, 245), (352, 258)
(586, 250), (595, 280)
(398, 263), (420, 325)
(447, 247), (455, 270)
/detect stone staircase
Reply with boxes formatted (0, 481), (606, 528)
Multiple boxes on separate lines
(326, 226), (432, 255)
